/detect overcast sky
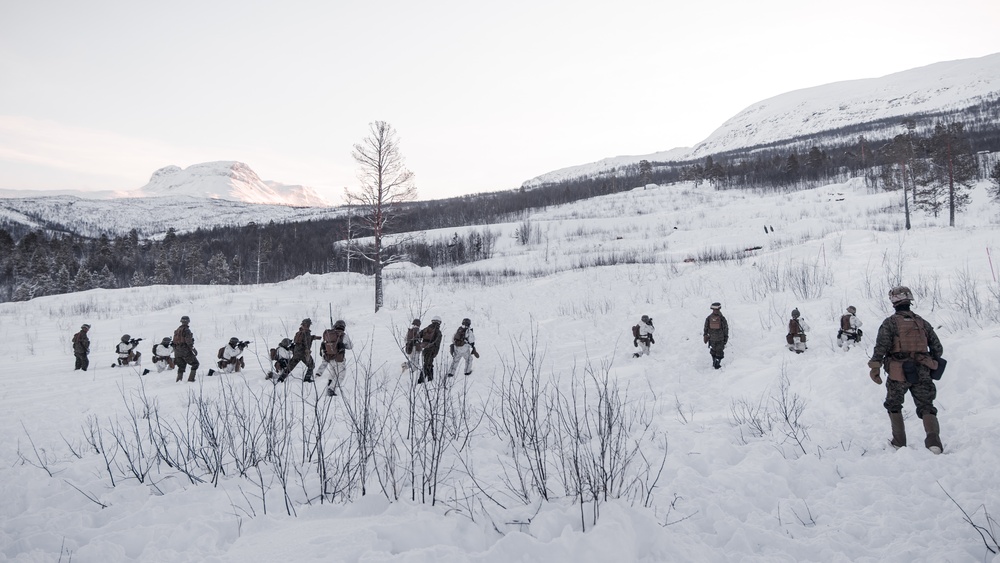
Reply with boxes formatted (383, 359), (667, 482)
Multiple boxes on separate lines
(2, 0), (999, 203)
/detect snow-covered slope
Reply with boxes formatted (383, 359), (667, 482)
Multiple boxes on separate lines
(689, 52), (1000, 159)
(2, 178), (1000, 561)
(133, 161), (330, 207)
(524, 52), (1000, 188)
(0, 194), (344, 238)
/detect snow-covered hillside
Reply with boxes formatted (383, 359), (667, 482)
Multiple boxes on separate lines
(3, 178), (1000, 561)
(524, 52), (1000, 188)
(134, 161), (330, 207)
(0, 194), (343, 238)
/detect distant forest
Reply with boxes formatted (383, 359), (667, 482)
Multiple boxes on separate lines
(3, 110), (1000, 303)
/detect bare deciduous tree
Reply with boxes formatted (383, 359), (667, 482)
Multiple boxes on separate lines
(344, 121), (417, 312)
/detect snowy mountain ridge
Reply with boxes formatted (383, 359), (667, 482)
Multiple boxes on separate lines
(523, 52), (1000, 188)
(133, 161), (330, 207)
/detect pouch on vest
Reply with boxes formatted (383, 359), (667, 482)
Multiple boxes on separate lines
(902, 360), (920, 384)
(930, 357), (947, 380)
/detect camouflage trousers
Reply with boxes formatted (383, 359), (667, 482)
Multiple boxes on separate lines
(708, 340), (726, 360)
(884, 369), (938, 418)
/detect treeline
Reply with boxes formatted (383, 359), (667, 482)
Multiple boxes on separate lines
(0, 221), (505, 302)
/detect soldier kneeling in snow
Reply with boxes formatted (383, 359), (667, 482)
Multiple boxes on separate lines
(217, 337), (248, 374)
(267, 338), (294, 381)
(115, 334), (142, 367)
(152, 337), (175, 372)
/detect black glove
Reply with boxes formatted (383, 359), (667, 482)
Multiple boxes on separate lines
(633, 338), (638, 348)
(649, 336), (655, 345)
(449, 344), (455, 356)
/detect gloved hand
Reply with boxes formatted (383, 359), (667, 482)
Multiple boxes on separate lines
(633, 338), (638, 348)
(649, 336), (655, 345)
(868, 360), (883, 384)
(703, 335), (709, 344)
(449, 344), (455, 356)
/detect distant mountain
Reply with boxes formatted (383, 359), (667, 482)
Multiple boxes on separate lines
(0, 161), (338, 237)
(133, 161), (330, 207)
(524, 53), (1000, 188)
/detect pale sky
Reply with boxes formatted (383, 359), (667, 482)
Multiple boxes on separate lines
(2, 0), (999, 203)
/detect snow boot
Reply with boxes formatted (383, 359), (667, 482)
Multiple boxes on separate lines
(326, 386), (337, 397)
(141, 369), (150, 376)
(207, 369), (216, 377)
(922, 414), (943, 454)
(303, 374), (314, 383)
(188, 371), (197, 383)
(889, 411), (906, 449)
(176, 372), (183, 382)
(712, 356), (721, 369)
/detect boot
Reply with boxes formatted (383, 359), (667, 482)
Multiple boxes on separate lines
(188, 371), (197, 383)
(889, 411), (906, 449)
(176, 372), (183, 382)
(922, 414), (943, 454)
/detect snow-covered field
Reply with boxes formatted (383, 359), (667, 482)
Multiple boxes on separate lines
(3, 178), (1000, 562)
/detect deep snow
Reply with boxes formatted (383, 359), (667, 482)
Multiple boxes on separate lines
(2, 178), (1000, 562)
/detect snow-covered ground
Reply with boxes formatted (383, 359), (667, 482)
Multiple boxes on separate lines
(3, 178), (1000, 561)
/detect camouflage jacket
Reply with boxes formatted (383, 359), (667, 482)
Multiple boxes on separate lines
(870, 310), (943, 364)
(704, 313), (729, 344)
(72, 331), (90, 354)
(173, 325), (195, 350)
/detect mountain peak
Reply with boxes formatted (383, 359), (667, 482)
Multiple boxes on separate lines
(136, 161), (329, 207)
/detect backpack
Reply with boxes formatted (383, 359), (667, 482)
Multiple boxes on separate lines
(708, 314), (722, 330)
(420, 325), (438, 342)
(840, 314), (853, 332)
(632, 324), (640, 339)
(269, 348), (278, 361)
(453, 326), (468, 346)
(892, 312), (929, 355)
(217, 347), (225, 360)
(322, 329), (345, 361)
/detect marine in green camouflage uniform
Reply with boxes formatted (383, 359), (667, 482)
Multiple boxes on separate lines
(703, 302), (729, 369)
(868, 286), (944, 453)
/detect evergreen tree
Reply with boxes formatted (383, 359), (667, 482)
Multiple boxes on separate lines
(73, 266), (94, 292)
(924, 122), (976, 226)
(989, 161), (1000, 202)
(96, 265), (117, 289)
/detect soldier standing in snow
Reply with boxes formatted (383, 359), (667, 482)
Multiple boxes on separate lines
(837, 306), (863, 351)
(868, 286), (945, 454)
(72, 324), (90, 371)
(317, 320), (353, 396)
(447, 318), (477, 377)
(115, 334), (143, 366)
(632, 315), (655, 358)
(417, 317), (443, 384)
(404, 318), (422, 374)
(786, 308), (809, 353)
(152, 337), (175, 372)
(283, 318), (321, 382)
(703, 302), (729, 369)
(173, 315), (200, 382)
